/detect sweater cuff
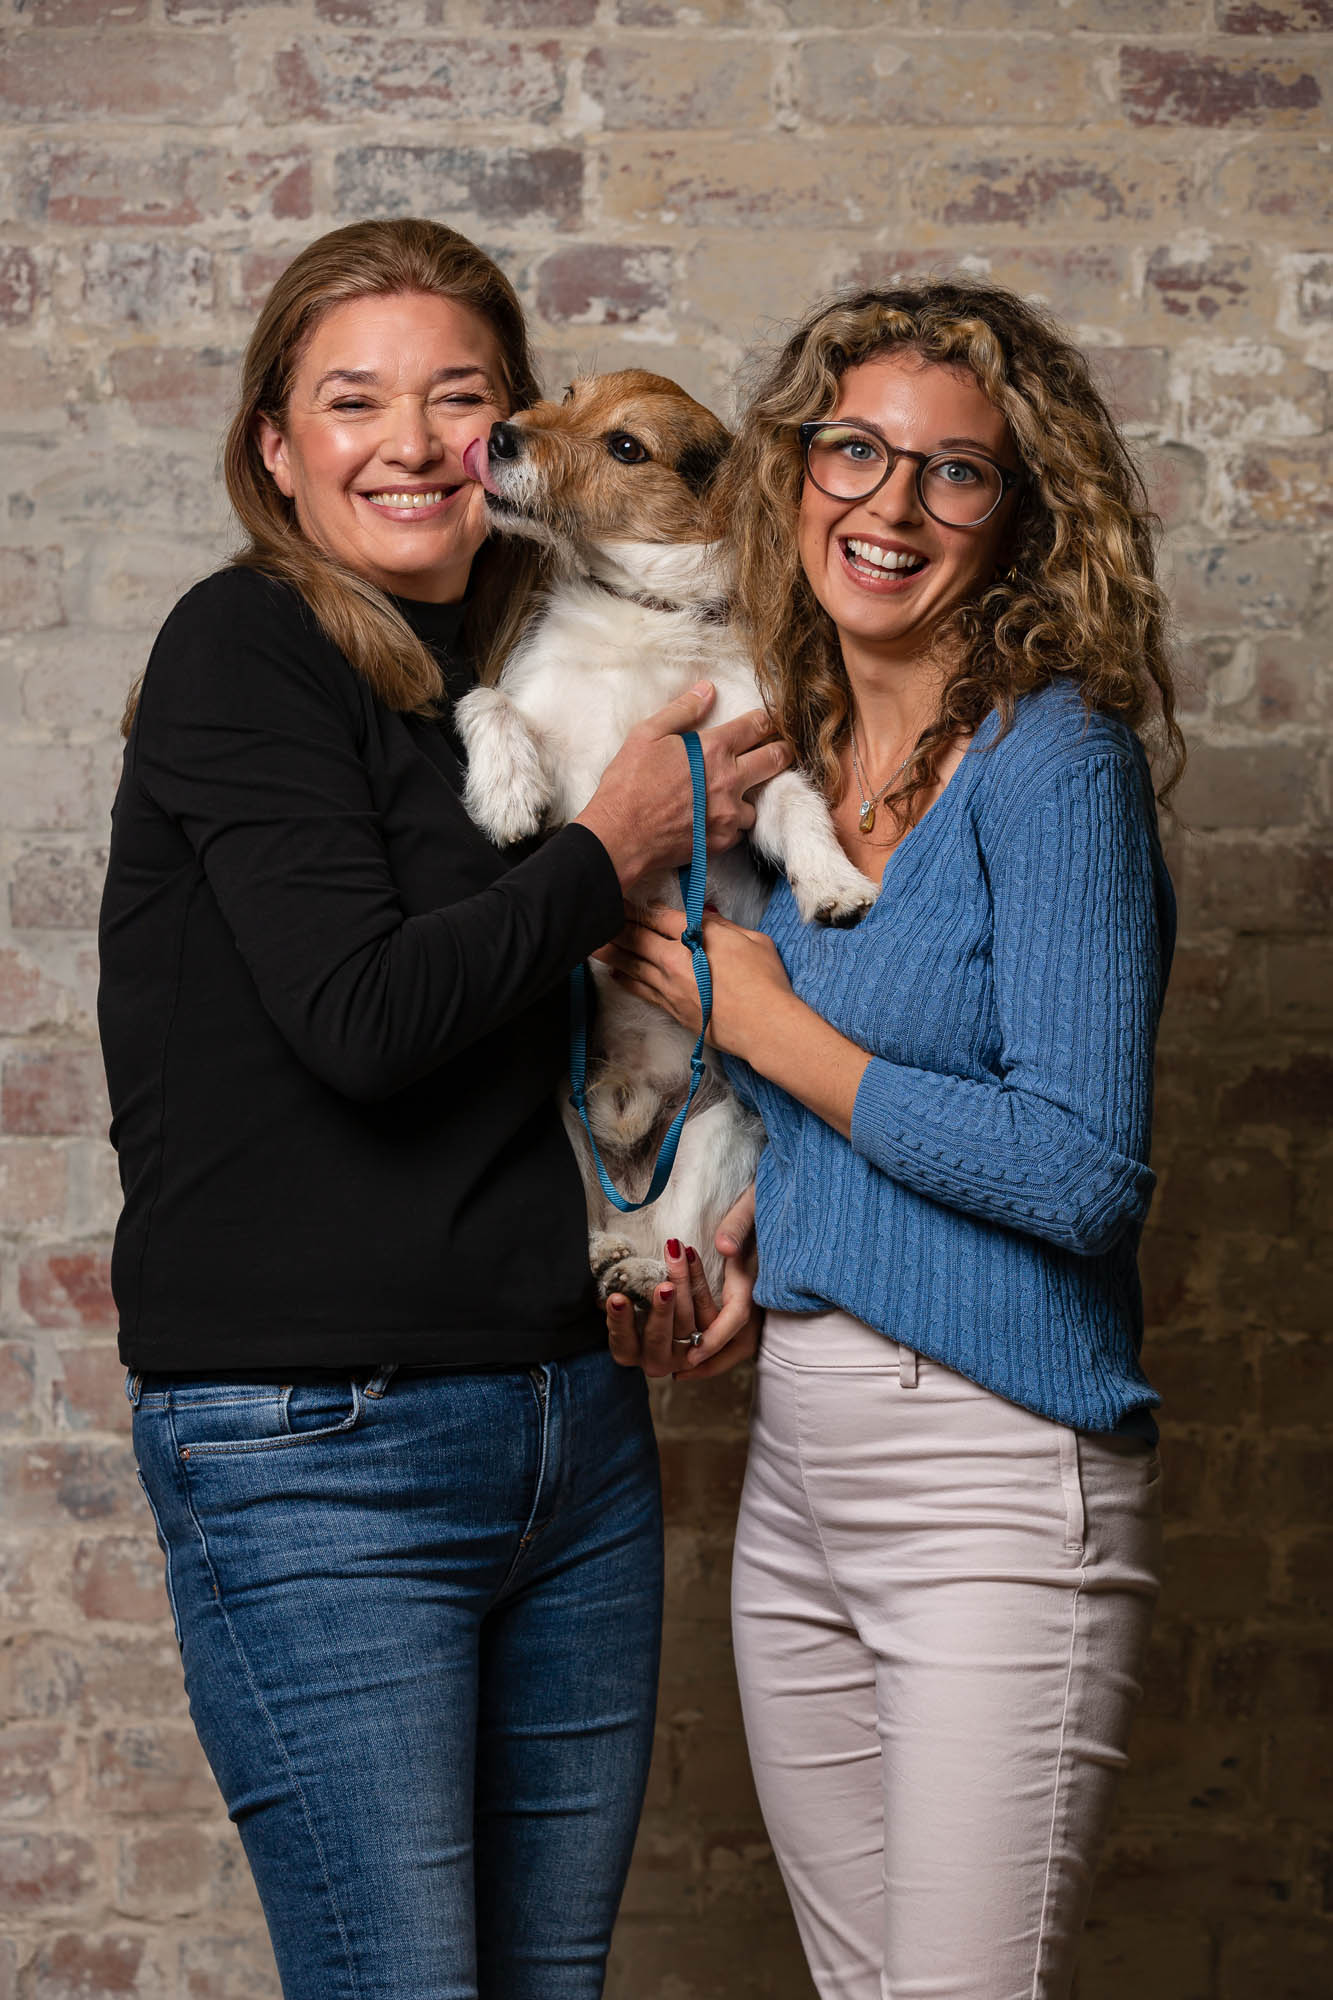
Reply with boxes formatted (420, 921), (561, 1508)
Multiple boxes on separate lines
(850, 1052), (971, 1186)
(850, 1055), (912, 1166)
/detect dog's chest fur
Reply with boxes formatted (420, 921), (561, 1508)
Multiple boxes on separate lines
(498, 546), (753, 821)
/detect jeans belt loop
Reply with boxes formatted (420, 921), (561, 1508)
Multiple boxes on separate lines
(363, 1364), (398, 1401)
(124, 1370), (144, 1409)
(898, 1343), (918, 1389)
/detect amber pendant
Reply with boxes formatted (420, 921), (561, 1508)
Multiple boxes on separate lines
(858, 800), (876, 834)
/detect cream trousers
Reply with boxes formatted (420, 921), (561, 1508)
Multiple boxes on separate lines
(731, 1309), (1162, 2000)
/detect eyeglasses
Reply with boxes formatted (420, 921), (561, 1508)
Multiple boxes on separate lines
(798, 421), (1020, 528)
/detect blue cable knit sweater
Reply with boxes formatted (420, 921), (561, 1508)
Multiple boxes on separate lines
(727, 679), (1176, 1435)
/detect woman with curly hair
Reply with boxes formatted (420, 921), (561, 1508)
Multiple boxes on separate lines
(604, 282), (1182, 1998)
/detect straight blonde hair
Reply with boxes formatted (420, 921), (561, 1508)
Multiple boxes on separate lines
(124, 217), (544, 732)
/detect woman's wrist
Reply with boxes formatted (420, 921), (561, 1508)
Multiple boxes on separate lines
(724, 987), (806, 1072)
(572, 799), (650, 897)
(731, 990), (871, 1142)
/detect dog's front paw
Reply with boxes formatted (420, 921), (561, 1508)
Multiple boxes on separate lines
(481, 790), (547, 846)
(455, 687), (552, 846)
(790, 861), (878, 929)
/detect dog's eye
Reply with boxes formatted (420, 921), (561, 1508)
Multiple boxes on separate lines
(607, 433), (649, 464)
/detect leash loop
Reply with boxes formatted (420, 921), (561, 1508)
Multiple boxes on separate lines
(569, 728), (713, 1215)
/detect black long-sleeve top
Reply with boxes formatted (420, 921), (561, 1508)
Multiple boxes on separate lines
(98, 566), (624, 1372)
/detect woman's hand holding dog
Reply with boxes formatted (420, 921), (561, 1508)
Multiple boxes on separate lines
(574, 683), (792, 896)
(599, 905), (793, 1060)
(601, 904), (875, 1144)
(606, 1185), (761, 1381)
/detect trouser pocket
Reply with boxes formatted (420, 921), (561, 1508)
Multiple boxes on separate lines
(1057, 1425), (1085, 1556)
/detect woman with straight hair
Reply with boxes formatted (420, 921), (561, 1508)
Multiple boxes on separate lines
(99, 217), (775, 2000)
(604, 281), (1183, 1998)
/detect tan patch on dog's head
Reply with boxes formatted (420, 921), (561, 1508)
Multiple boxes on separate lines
(483, 370), (731, 551)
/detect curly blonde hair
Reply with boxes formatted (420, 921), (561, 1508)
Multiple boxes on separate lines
(713, 281), (1184, 823)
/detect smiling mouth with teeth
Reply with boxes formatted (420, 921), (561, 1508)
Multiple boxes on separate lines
(842, 538), (929, 579)
(361, 489), (456, 508)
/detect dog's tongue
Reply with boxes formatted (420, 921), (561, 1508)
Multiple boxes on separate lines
(462, 436), (498, 493)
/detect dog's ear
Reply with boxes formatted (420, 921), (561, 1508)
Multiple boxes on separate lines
(674, 427), (732, 498)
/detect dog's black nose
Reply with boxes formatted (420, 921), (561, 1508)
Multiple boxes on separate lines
(488, 422), (523, 461)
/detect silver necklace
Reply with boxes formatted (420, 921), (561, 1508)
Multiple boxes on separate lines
(849, 718), (914, 835)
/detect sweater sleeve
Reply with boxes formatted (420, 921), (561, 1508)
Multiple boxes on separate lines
(849, 752), (1168, 1256)
(130, 577), (624, 1103)
(721, 1050), (762, 1114)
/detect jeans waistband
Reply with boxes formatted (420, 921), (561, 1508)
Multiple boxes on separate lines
(123, 1353), (598, 1410)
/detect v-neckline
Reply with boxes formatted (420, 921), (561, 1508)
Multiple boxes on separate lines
(768, 711), (999, 928)
(859, 754), (962, 887)
(858, 719), (990, 903)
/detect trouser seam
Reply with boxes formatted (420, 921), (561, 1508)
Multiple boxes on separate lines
(133, 1461), (182, 1651)
(163, 1399), (365, 2000)
(1031, 1566), (1085, 1999)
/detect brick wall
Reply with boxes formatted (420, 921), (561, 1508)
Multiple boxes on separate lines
(1, 2), (1329, 1994)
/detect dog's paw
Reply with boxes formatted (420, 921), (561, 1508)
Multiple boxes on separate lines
(587, 1068), (662, 1150)
(590, 1235), (669, 1310)
(455, 687), (552, 846)
(790, 864), (878, 929)
(595, 1252), (669, 1312)
(481, 789), (547, 846)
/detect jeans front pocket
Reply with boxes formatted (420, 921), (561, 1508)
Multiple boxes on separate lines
(171, 1379), (367, 1460)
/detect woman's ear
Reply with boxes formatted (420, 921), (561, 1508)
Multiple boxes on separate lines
(258, 417), (295, 500)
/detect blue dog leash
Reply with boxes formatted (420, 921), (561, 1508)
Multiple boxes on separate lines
(568, 729), (713, 1214)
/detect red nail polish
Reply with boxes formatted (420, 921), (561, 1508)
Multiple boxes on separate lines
(659, 1284), (674, 1302)
(666, 1238), (682, 1260)
(685, 1245), (698, 1264)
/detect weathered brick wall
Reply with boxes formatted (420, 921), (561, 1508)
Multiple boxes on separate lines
(1, 2), (1329, 1994)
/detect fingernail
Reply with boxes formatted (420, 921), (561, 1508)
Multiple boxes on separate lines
(703, 901), (719, 913)
(666, 1238), (682, 1260)
(690, 680), (713, 696)
(658, 1284), (674, 1303)
(685, 1245), (698, 1264)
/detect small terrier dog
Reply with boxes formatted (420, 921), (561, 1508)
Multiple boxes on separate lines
(455, 370), (875, 1306)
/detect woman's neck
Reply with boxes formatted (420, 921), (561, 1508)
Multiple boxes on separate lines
(842, 645), (948, 771)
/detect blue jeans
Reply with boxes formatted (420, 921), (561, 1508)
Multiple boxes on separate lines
(130, 1349), (663, 2000)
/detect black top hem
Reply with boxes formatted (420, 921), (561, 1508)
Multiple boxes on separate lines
(119, 1315), (607, 1375)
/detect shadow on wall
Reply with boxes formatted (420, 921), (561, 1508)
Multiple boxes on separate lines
(1071, 794), (1331, 2000)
